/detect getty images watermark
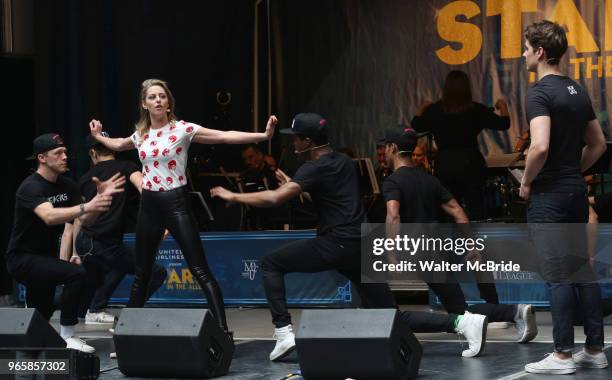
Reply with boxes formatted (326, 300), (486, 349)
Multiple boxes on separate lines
(360, 223), (612, 284)
(371, 233), (519, 273)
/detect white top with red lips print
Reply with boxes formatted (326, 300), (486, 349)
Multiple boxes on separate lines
(130, 120), (199, 192)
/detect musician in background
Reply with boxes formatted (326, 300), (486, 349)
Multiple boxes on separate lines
(240, 144), (283, 229)
(375, 142), (391, 185)
(412, 141), (432, 173)
(240, 144), (280, 192)
(411, 70), (510, 220)
(264, 154), (278, 172)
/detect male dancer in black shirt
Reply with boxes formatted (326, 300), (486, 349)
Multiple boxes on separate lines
(380, 127), (538, 344)
(212, 113), (488, 361)
(5, 133), (125, 353)
(75, 135), (167, 324)
(521, 20), (607, 374)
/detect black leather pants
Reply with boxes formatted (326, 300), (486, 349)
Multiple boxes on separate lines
(127, 186), (228, 331)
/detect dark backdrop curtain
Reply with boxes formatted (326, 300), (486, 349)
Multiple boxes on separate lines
(1, 57), (35, 297)
(3, 0), (257, 296)
(33, 0), (255, 176)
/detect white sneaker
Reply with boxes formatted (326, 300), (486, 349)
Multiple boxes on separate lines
(515, 304), (538, 343)
(65, 336), (95, 354)
(525, 353), (576, 374)
(488, 321), (511, 329)
(85, 311), (115, 324)
(455, 312), (487, 357)
(110, 352), (117, 359)
(269, 325), (296, 361)
(574, 349), (608, 368)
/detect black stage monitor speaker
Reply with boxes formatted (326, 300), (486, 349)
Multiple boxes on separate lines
(296, 309), (422, 380)
(0, 308), (65, 348)
(113, 308), (234, 378)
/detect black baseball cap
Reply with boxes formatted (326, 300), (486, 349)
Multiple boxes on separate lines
(377, 127), (418, 153)
(85, 132), (109, 150)
(280, 113), (328, 138)
(26, 133), (66, 160)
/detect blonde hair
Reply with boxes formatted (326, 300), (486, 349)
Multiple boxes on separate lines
(135, 79), (177, 141)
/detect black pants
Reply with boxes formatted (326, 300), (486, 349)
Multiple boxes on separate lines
(128, 186), (228, 331)
(439, 176), (486, 221)
(6, 252), (86, 326)
(75, 231), (167, 317)
(428, 283), (515, 322)
(262, 234), (457, 333)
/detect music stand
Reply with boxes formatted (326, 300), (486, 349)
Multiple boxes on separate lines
(188, 191), (215, 223)
(193, 171), (246, 231)
(353, 158), (380, 196)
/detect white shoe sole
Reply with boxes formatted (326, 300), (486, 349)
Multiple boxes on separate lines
(66, 344), (95, 354)
(575, 361), (608, 368)
(85, 320), (114, 325)
(461, 316), (489, 358)
(488, 322), (511, 329)
(270, 344), (296, 361)
(517, 305), (538, 344)
(524, 366), (576, 374)
(462, 316), (488, 358)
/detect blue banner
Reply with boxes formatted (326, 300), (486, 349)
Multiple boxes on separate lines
(19, 231), (355, 306)
(115, 231), (353, 306)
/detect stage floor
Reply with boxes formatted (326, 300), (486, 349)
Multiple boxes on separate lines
(89, 339), (612, 380)
(51, 307), (612, 379)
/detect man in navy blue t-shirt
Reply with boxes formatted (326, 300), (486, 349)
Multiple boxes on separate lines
(521, 20), (608, 374)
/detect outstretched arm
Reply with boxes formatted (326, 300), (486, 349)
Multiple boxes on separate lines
(78, 173), (127, 226)
(34, 173), (125, 226)
(193, 115), (277, 144)
(411, 100), (433, 132)
(482, 99), (511, 131)
(89, 119), (134, 151)
(210, 180), (301, 208)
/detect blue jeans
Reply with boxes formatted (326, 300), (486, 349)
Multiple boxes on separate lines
(527, 191), (604, 352)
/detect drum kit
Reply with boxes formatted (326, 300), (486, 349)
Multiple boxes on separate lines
(484, 153), (526, 222)
(484, 145), (612, 221)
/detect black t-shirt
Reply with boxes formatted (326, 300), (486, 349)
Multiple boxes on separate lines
(525, 75), (596, 193)
(79, 159), (140, 244)
(291, 152), (365, 239)
(411, 101), (510, 181)
(383, 166), (453, 223)
(7, 173), (80, 257)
